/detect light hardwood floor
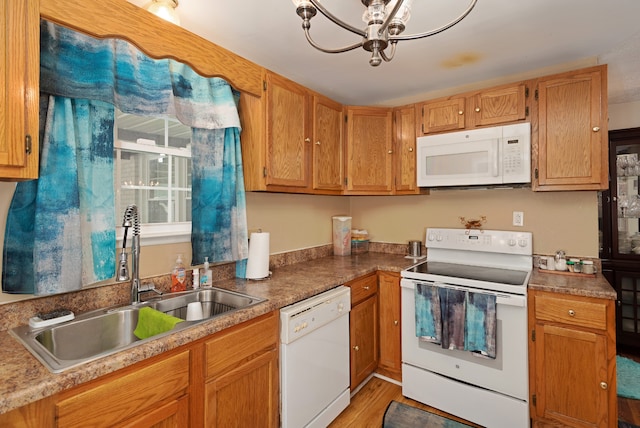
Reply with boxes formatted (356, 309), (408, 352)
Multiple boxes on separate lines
(329, 376), (481, 428)
(330, 374), (640, 427)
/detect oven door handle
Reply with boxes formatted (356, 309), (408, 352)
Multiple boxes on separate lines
(404, 280), (526, 308)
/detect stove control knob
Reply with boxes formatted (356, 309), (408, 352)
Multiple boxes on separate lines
(508, 239), (517, 246)
(518, 239), (528, 247)
(436, 235), (443, 242)
(427, 234), (435, 241)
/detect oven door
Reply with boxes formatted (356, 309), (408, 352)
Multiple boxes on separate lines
(401, 279), (528, 400)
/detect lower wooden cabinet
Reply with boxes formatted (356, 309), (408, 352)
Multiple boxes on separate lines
(346, 273), (379, 389)
(203, 311), (279, 428)
(529, 290), (617, 428)
(377, 271), (401, 381)
(0, 311), (279, 428)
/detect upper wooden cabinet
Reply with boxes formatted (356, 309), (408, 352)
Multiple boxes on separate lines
(393, 104), (420, 195)
(265, 72), (312, 189)
(472, 83), (527, 127)
(344, 106), (394, 194)
(0, 0), (39, 180)
(312, 95), (344, 192)
(419, 96), (466, 134)
(532, 65), (608, 191)
(418, 82), (528, 136)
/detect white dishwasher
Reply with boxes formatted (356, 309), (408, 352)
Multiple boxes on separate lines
(280, 286), (351, 428)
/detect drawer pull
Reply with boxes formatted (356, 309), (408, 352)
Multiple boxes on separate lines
(600, 382), (608, 390)
(363, 286), (370, 290)
(568, 309), (575, 317)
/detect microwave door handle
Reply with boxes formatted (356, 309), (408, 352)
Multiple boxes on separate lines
(492, 140), (500, 177)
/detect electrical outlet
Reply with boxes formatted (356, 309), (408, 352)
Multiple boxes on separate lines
(513, 211), (524, 227)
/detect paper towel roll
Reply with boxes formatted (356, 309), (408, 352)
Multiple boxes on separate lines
(245, 232), (270, 279)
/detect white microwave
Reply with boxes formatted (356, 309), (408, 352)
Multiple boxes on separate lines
(416, 122), (531, 188)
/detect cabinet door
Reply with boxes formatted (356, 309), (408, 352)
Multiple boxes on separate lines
(0, 0), (39, 179)
(534, 66), (608, 191)
(377, 271), (401, 381)
(345, 106), (393, 194)
(472, 84), (526, 127)
(265, 72), (310, 188)
(393, 105), (419, 194)
(534, 323), (610, 427)
(419, 97), (465, 134)
(312, 95), (343, 191)
(350, 294), (379, 388)
(205, 349), (279, 428)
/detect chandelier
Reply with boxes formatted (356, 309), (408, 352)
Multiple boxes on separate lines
(292, 0), (478, 66)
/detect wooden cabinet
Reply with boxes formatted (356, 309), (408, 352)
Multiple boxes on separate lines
(56, 350), (190, 428)
(0, 0), (39, 180)
(203, 311), (279, 428)
(528, 290), (617, 428)
(377, 271), (401, 381)
(532, 65), (608, 191)
(393, 105), (421, 195)
(264, 72), (311, 189)
(472, 83), (527, 127)
(346, 273), (379, 389)
(312, 94), (344, 192)
(344, 106), (393, 194)
(419, 96), (466, 134)
(418, 83), (527, 135)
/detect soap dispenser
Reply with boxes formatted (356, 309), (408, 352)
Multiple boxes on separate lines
(170, 254), (187, 292)
(201, 256), (213, 287)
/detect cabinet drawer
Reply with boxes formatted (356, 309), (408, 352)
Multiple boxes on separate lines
(56, 350), (190, 428)
(205, 311), (278, 379)
(347, 273), (378, 305)
(534, 294), (607, 330)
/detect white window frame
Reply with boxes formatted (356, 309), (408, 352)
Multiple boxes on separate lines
(114, 113), (192, 247)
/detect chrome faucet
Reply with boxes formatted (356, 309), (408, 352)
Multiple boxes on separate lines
(117, 205), (161, 304)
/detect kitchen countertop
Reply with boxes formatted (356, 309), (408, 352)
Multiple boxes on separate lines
(528, 268), (617, 300)
(0, 253), (616, 414)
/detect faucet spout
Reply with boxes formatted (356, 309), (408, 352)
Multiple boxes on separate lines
(116, 204), (142, 304)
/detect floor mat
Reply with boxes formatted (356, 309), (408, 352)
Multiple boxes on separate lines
(618, 355), (640, 400)
(382, 401), (474, 427)
(619, 420), (640, 428)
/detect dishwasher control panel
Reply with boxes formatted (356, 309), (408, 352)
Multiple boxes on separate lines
(280, 286), (351, 344)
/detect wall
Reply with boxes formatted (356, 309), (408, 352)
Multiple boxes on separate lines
(609, 100), (640, 130)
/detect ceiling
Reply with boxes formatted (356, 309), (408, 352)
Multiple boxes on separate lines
(128, 0), (640, 107)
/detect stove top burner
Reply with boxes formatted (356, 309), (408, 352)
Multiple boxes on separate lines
(405, 261), (529, 287)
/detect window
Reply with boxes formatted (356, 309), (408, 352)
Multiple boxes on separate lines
(114, 109), (192, 244)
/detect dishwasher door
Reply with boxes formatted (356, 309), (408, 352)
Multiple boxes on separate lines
(280, 286), (351, 428)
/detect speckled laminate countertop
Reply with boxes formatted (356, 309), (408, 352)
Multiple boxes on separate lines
(528, 268), (616, 300)
(0, 253), (616, 414)
(0, 252), (412, 414)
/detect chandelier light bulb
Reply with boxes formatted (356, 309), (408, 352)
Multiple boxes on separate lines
(144, 0), (181, 26)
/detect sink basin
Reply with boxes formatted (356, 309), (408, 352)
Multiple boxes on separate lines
(10, 287), (265, 373)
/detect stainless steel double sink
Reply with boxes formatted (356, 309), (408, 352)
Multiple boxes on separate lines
(10, 287), (265, 373)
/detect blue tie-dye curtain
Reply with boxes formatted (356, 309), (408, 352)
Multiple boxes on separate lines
(2, 21), (248, 294)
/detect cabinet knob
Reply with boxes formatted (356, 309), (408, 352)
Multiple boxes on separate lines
(394, 320), (399, 326)
(363, 286), (370, 290)
(388, 150), (393, 154)
(315, 141), (321, 145)
(408, 147), (414, 152)
(353, 345), (360, 351)
(305, 138), (311, 143)
(475, 107), (481, 112)
(458, 110), (464, 115)
(568, 309), (575, 317)
(593, 126), (600, 132)
(600, 382), (608, 390)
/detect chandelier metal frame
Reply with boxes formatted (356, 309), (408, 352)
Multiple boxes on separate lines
(294, 0), (478, 66)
